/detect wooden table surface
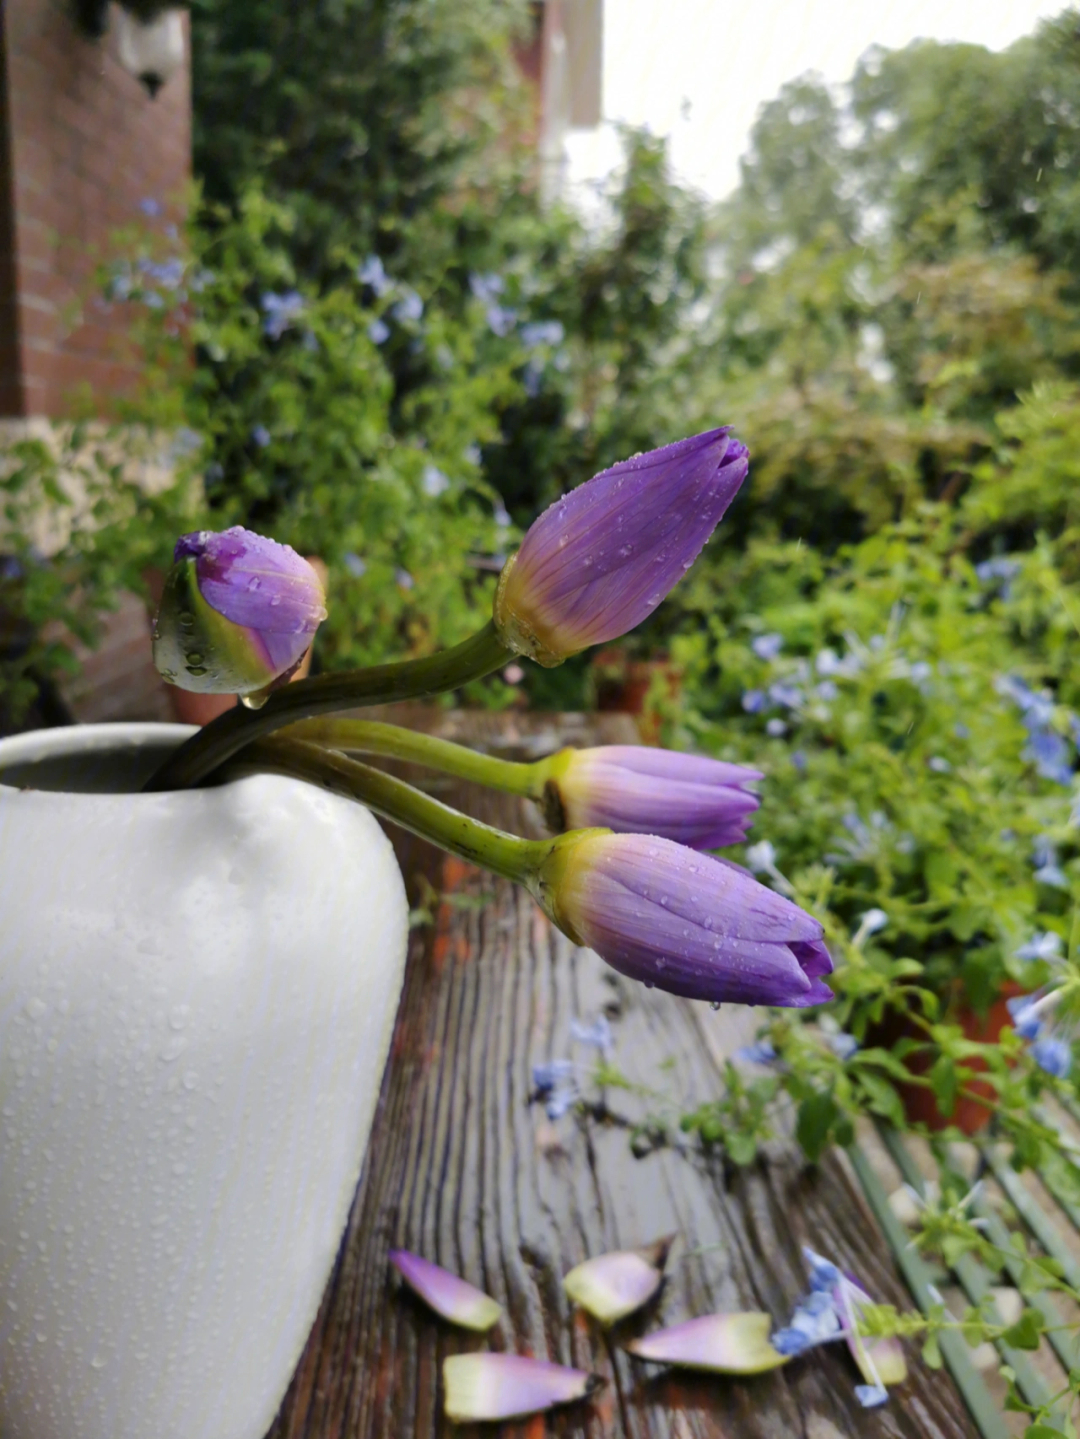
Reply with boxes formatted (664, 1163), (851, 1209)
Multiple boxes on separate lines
(266, 710), (977, 1439)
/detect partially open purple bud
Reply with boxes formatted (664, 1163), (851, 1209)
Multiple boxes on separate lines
(535, 832), (833, 1007)
(626, 1312), (789, 1373)
(389, 1250), (501, 1331)
(563, 1235), (674, 1325)
(494, 428), (748, 666)
(540, 746), (762, 849)
(152, 527), (326, 695)
(442, 1354), (603, 1423)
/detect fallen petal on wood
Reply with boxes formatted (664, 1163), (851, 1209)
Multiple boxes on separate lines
(563, 1235), (675, 1325)
(443, 1353), (603, 1422)
(389, 1250), (501, 1331)
(626, 1312), (789, 1373)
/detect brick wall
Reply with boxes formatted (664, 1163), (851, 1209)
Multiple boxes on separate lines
(0, 0), (191, 419)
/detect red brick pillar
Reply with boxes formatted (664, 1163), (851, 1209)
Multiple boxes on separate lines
(0, 0), (191, 419)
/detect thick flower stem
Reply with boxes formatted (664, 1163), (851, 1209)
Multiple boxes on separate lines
(234, 736), (549, 886)
(282, 718), (542, 797)
(144, 621), (514, 793)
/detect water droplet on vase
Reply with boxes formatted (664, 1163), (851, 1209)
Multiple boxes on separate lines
(178, 612), (195, 629)
(186, 652), (203, 665)
(643, 980), (654, 989)
(241, 692), (268, 710)
(710, 1001), (722, 1011)
(186, 665), (207, 676)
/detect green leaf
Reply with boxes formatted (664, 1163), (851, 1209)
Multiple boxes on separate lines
(796, 1090), (838, 1164)
(1001, 1308), (1044, 1351)
(928, 1055), (957, 1117)
(921, 1333), (942, 1369)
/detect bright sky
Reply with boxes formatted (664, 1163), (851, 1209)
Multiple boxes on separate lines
(566, 0), (1072, 202)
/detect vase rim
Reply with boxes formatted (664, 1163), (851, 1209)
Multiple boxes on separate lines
(0, 722), (198, 796)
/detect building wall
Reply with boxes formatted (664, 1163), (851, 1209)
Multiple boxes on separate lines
(0, 0), (191, 419)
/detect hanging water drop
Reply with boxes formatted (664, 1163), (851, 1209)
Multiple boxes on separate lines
(240, 692), (269, 710)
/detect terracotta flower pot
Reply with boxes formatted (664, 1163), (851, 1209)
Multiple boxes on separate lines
(0, 723), (408, 1439)
(868, 984), (1023, 1135)
(590, 648), (683, 744)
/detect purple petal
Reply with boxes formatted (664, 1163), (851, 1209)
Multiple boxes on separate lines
(176, 527), (326, 635)
(547, 833), (832, 1006)
(626, 1312), (789, 1373)
(496, 429), (748, 663)
(443, 1354), (602, 1422)
(576, 746), (763, 788)
(389, 1251), (501, 1331)
(563, 1236), (674, 1324)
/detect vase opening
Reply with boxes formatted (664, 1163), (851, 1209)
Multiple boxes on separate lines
(0, 723), (195, 794)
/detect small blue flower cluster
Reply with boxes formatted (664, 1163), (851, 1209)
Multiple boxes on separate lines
(770, 1248), (895, 1409)
(997, 673), (1077, 786)
(261, 290), (306, 341)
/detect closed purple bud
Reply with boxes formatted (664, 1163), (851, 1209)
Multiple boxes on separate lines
(153, 527), (326, 695)
(535, 832), (833, 1007)
(541, 745), (762, 850)
(494, 428), (748, 665)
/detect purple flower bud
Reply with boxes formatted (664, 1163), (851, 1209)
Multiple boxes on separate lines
(540, 745), (763, 850)
(536, 832), (833, 1006)
(494, 428), (748, 665)
(153, 527), (326, 695)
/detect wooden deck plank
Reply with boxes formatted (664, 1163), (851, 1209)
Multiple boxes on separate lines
(266, 711), (977, 1439)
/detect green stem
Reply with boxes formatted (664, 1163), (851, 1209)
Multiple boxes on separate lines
(144, 621), (513, 793)
(282, 717), (544, 797)
(232, 736), (548, 886)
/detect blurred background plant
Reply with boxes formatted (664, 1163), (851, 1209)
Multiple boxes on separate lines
(5, 1), (1080, 1032)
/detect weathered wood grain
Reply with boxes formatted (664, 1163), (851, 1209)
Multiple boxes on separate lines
(265, 711), (977, 1439)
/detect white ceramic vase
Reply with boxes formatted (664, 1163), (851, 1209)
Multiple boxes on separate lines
(0, 724), (410, 1439)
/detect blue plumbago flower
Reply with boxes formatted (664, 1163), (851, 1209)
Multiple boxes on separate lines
(570, 1015), (613, 1052)
(393, 288), (424, 324)
(537, 833), (832, 1007)
(541, 745), (763, 851)
(251, 424), (272, 448)
(772, 1248), (906, 1402)
(494, 428), (749, 666)
(520, 320), (565, 348)
(765, 718), (787, 737)
(357, 255), (392, 296)
(909, 660), (932, 683)
(742, 689), (766, 713)
(1033, 836), (1070, 890)
(532, 1059), (578, 1118)
(139, 196), (162, 217)
(1006, 994), (1044, 1041)
(737, 1041), (778, 1065)
(791, 750), (808, 773)
(1025, 727), (1073, 786)
(152, 528), (327, 695)
(486, 304), (518, 336)
(1015, 931), (1063, 963)
(828, 1032), (859, 1061)
(422, 464), (450, 497)
(138, 255), (186, 290)
(751, 633), (784, 661)
(815, 680), (839, 701)
(494, 500), (512, 528)
(975, 557), (1020, 588)
(367, 318), (390, 345)
(854, 1384), (889, 1409)
(395, 568), (415, 591)
(855, 908), (889, 941)
(469, 272), (505, 303)
(1032, 1034), (1072, 1079)
(523, 359), (543, 396)
(928, 756), (952, 773)
(768, 682), (803, 709)
(261, 289), (305, 340)
(343, 552), (367, 578)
